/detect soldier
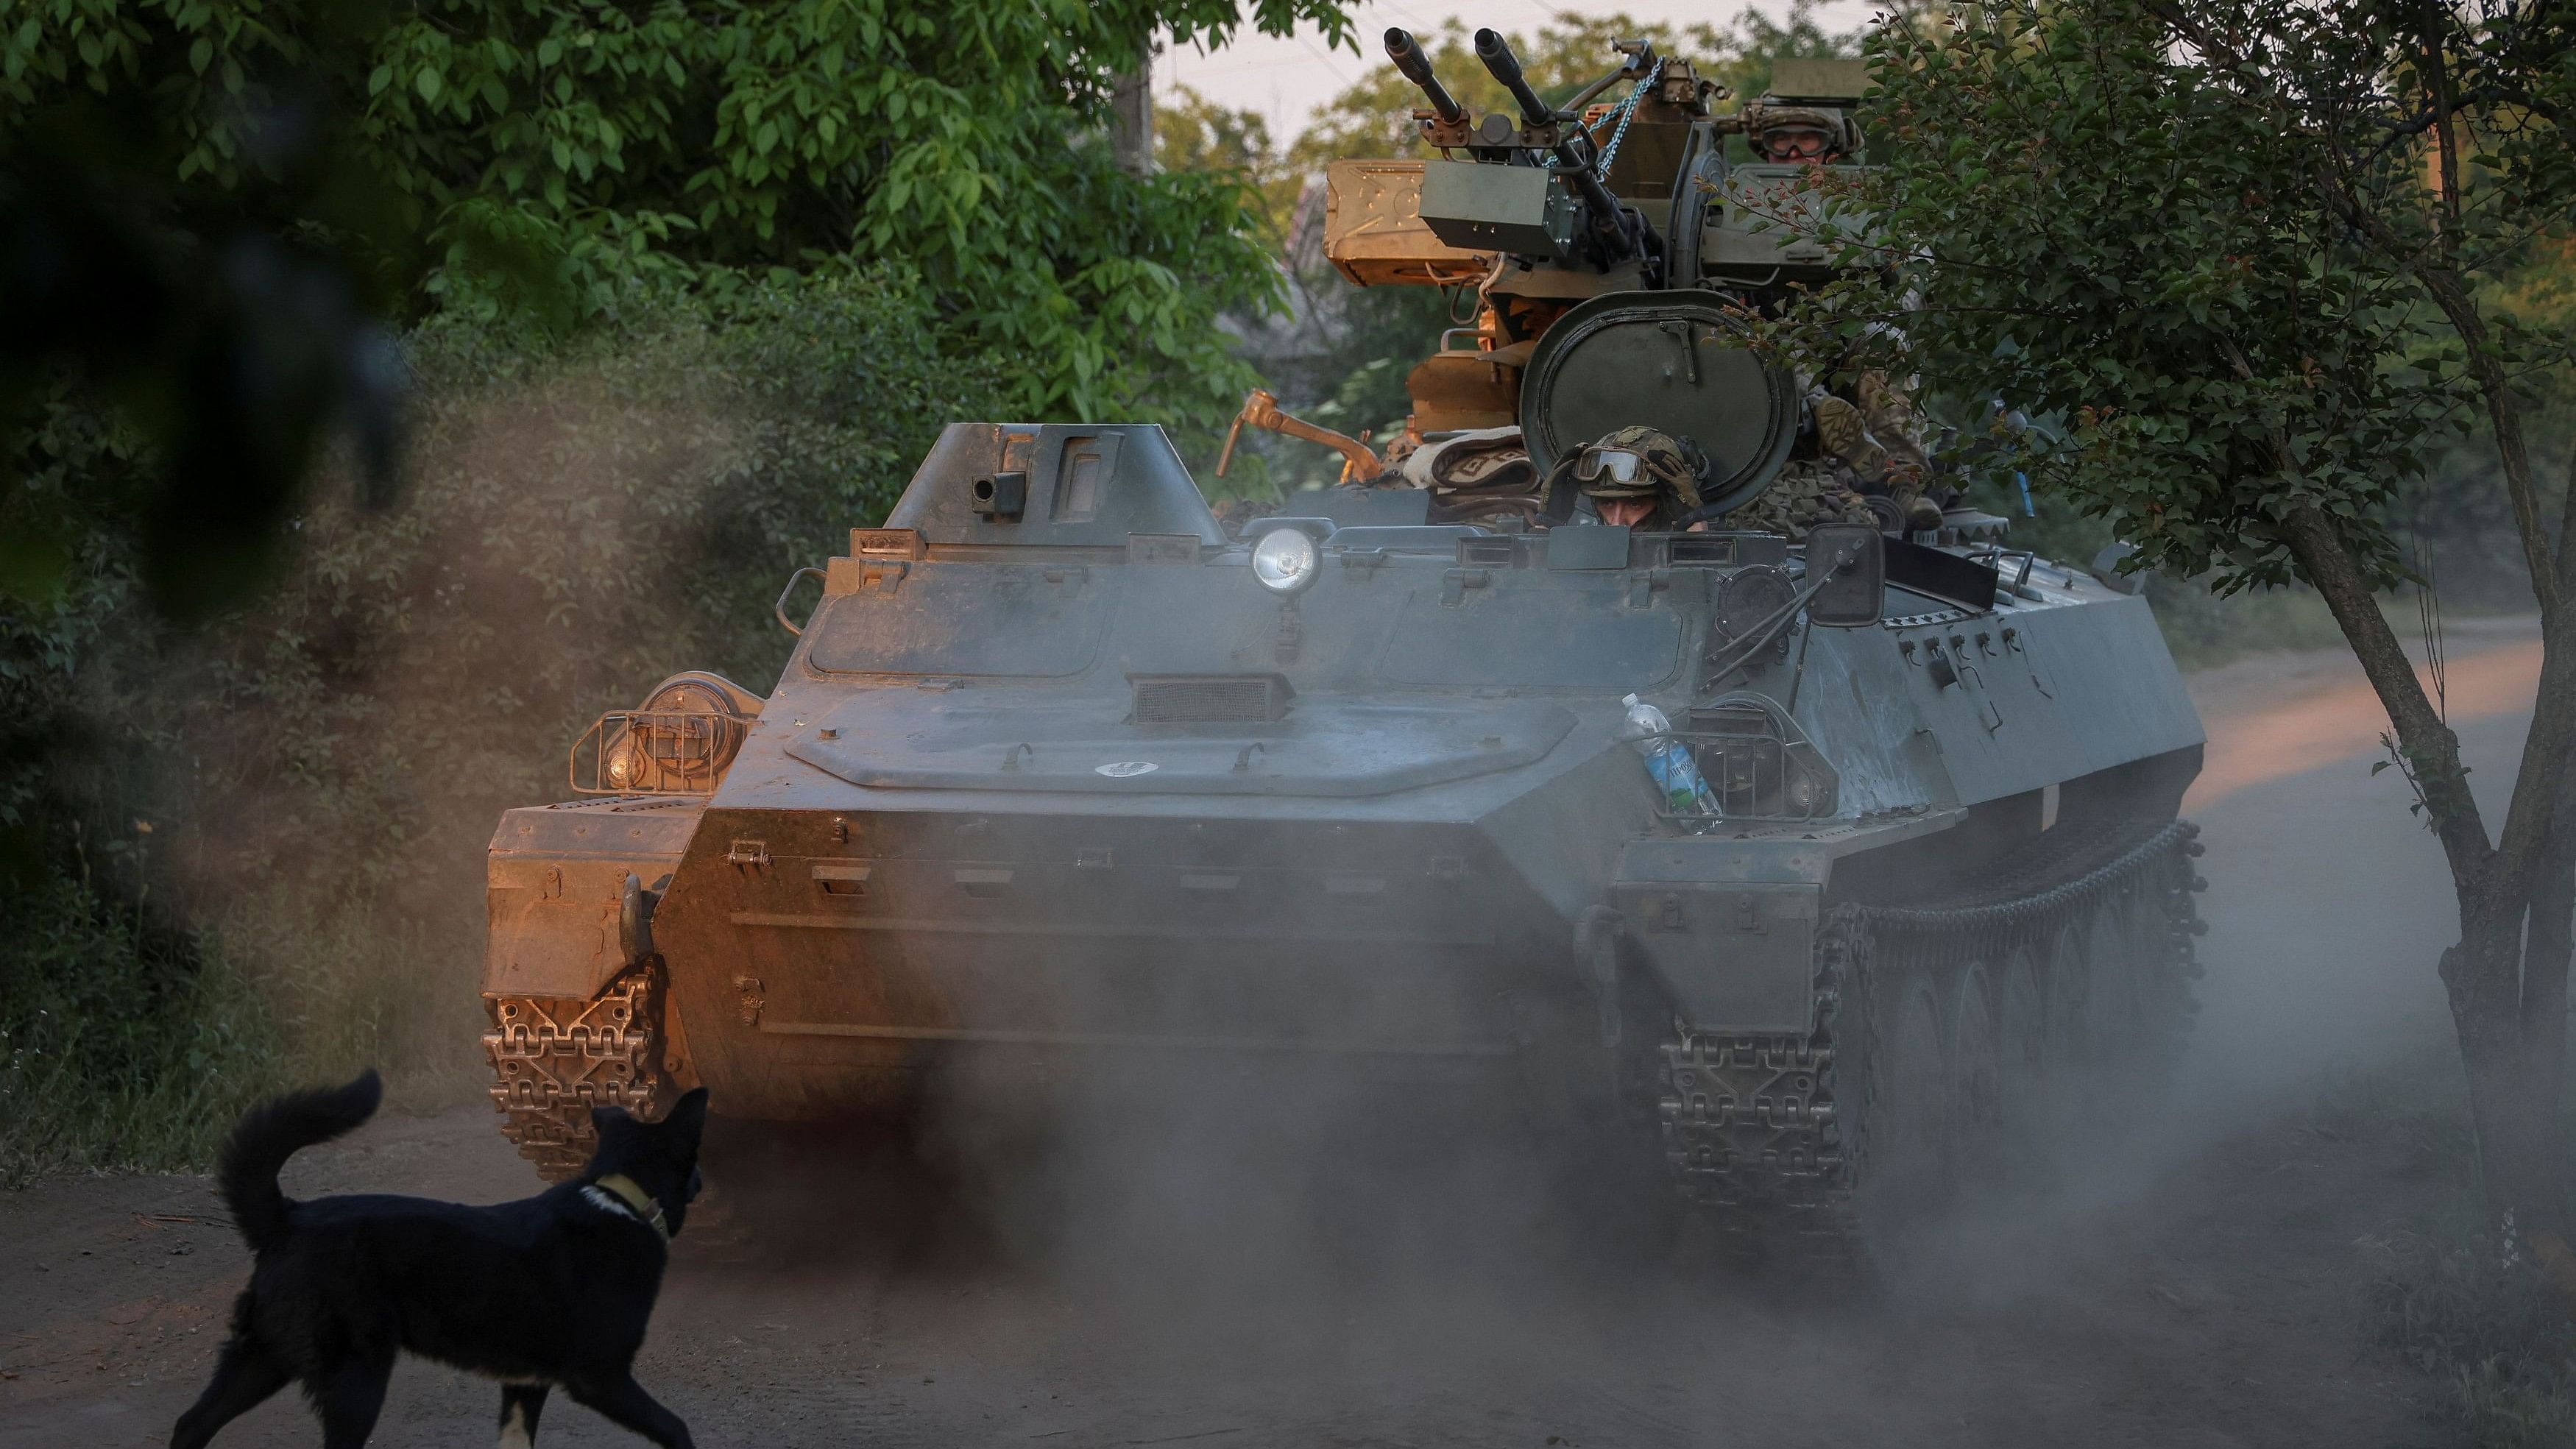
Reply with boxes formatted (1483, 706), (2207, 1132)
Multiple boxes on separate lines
(1723, 371), (1947, 539)
(1737, 103), (1947, 535)
(1563, 425), (1708, 531)
(1723, 446), (1877, 539)
(1747, 102), (1853, 165)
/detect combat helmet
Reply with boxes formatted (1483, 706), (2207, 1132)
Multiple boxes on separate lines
(1747, 102), (1855, 163)
(1574, 426), (1706, 507)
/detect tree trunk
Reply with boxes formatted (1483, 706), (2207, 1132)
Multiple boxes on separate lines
(2441, 910), (2566, 1236)
(2529, 784), (2575, 1194)
(2149, 0), (2575, 1240)
(2276, 504), (2489, 873)
(1110, 57), (1154, 178)
(2278, 503), (2572, 1231)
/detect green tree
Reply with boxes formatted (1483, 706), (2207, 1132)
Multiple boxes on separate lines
(1, 0), (1358, 614)
(1791, 0), (2575, 1233)
(1157, 84), (1301, 238)
(0, 268), (1010, 1175)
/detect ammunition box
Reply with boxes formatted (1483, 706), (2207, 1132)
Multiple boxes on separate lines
(1322, 159), (1491, 286)
(1418, 160), (1582, 261)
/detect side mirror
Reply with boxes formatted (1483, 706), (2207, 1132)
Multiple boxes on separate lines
(1804, 522), (1886, 628)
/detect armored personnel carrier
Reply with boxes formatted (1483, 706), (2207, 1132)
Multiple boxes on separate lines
(480, 36), (2207, 1242)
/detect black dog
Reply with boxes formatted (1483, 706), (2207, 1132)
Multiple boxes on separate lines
(172, 1069), (710, 1448)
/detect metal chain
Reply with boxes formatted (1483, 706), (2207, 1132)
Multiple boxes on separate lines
(1660, 818), (2207, 1235)
(484, 968), (671, 1181)
(1593, 74), (1655, 180)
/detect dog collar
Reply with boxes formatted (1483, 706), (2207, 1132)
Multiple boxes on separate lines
(584, 1173), (670, 1241)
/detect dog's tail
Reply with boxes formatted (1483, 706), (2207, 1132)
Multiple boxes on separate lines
(217, 1069), (382, 1254)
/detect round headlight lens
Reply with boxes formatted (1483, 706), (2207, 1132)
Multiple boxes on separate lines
(1250, 528), (1321, 595)
(604, 736), (649, 792)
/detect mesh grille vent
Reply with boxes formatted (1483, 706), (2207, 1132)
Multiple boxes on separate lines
(1130, 674), (1292, 724)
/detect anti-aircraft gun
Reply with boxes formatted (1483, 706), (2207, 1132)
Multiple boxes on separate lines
(1225, 35), (1897, 532)
(1390, 27), (1666, 286)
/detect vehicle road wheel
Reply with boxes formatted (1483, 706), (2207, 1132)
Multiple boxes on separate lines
(1948, 960), (2006, 1187)
(1855, 969), (1951, 1244)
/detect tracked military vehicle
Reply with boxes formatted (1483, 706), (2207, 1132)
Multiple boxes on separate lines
(481, 35), (2208, 1242)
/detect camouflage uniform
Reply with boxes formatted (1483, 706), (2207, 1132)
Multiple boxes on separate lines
(1725, 370), (1937, 538)
(1724, 460), (1875, 539)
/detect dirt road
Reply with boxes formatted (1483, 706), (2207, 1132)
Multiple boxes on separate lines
(1, 625), (2540, 1448)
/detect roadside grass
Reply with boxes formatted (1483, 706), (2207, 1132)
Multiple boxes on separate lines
(0, 863), (481, 1186)
(2325, 1067), (2576, 1448)
(2367, 1213), (2576, 1449)
(2140, 572), (2534, 673)
(0, 865), (277, 1184)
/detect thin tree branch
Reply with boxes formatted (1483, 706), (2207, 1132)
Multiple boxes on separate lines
(2329, 191), (2563, 624)
(2204, 324), (2495, 867)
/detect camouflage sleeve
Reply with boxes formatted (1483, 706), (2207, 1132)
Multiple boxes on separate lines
(1809, 394), (1892, 483)
(1854, 370), (1931, 492)
(1723, 461), (1872, 540)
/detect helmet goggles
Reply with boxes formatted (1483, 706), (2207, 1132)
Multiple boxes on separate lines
(1574, 446), (1647, 486)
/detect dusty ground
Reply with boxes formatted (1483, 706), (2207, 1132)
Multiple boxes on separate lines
(0, 623), (2542, 1448)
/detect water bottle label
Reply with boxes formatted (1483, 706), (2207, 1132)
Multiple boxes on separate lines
(1645, 745), (1702, 813)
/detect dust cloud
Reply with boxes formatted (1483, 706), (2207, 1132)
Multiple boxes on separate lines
(663, 630), (2535, 1448)
(1, 627), (2524, 1447)
(139, 355), (767, 1105)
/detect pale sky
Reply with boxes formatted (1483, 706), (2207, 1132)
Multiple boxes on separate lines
(1160, 2), (1880, 146)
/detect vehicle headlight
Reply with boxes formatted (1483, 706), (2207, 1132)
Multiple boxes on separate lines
(1250, 528), (1321, 596)
(603, 736), (652, 793)
(577, 676), (753, 796)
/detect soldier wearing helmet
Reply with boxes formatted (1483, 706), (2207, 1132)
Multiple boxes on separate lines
(1565, 425), (1707, 531)
(1747, 103), (1855, 165)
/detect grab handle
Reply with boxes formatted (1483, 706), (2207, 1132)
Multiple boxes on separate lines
(774, 567), (826, 637)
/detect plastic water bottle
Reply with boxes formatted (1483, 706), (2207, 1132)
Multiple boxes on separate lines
(1621, 693), (1720, 826)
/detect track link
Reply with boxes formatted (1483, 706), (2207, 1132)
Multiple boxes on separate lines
(484, 967), (672, 1180)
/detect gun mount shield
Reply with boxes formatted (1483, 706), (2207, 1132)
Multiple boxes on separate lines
(1520, 292), (1800, 517)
